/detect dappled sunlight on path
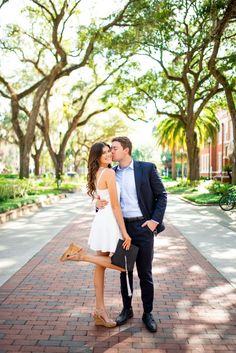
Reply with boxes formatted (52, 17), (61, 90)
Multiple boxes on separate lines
(0, 193), (236, 352)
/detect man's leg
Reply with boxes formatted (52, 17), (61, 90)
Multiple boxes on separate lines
(134, 228), (157, 332)
(135, 234), (154, 313)
(117, 220), (157, 331)
(120, 270), (133, 309)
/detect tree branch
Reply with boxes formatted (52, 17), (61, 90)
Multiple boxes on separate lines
(72, 59), (129, 125)
(148, 52), (184, 83)
(77, 107), (112, 127)
(59, 1), (81, 43)
(0, 88), (10, 99)
(51, 1), (67, 63)
(119, 107), (147, 121)
(0, 0), (8, 9)
(195, 84), (222, 118)
(31, 0), (54, 19)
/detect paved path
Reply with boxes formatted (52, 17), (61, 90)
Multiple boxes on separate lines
(0, 193), (89, 287)
(166, 195), (236, 288)
(0, 192), (236, 353)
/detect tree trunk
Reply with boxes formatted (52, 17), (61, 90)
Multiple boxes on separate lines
(31, 140), (44, 176)
(55, 155), (64, 180)
(33, 155), (40, 176)
(19, 142), (30, 178)
(171, 147), (176, 180)
(186, 130), (200, 181)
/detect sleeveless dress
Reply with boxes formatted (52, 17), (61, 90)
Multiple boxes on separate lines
(88, 170), (122, 253)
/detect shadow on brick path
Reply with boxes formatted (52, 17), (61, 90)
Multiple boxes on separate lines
(0, 198), (236, 353)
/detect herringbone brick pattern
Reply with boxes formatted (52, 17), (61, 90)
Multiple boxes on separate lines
(0, 203), (236, 353)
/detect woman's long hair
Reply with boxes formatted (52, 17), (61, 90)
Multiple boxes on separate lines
(87, 142), (111, 199)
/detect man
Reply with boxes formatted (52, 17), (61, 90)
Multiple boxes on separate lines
(97, 136), (167, 332)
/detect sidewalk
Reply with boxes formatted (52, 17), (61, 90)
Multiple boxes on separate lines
(166, 194), (236, 288)
(0, 193), (90, 287)
(0, 192), (236, 353)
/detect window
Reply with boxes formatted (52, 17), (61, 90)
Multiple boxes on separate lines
(225, 146), (228, 157)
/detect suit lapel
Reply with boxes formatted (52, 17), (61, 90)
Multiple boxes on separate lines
(134, 161), (142, 200)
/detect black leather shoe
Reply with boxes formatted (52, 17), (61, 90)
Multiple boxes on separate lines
(116, 307), (133, 326)
(142, 312), (157, 332)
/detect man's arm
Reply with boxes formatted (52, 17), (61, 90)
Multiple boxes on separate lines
(149, 164), (167, 224)
(96, 196), (108, 210)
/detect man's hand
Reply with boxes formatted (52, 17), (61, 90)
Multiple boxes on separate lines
(96, 197), (108, 209)
(141, 220), (159, 232)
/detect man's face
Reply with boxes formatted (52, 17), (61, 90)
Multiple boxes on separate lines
(111, 141), (127, 162)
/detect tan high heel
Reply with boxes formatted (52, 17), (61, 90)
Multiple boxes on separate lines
(93, 309), (116, 328)
(60, 243), (85, 262)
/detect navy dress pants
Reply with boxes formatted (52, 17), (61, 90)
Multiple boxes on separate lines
(120, 219), (154, 313)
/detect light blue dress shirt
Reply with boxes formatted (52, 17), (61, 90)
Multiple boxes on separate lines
(115, 160), (143, 218)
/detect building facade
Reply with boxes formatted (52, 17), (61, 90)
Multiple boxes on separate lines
(200, 110), (233, 180)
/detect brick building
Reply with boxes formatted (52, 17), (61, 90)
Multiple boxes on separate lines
(200, 109), (233, 180)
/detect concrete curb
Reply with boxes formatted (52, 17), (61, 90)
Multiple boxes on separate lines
(0, 193), (67, 224)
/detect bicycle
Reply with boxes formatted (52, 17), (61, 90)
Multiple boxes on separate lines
(219, 188), (236, 211)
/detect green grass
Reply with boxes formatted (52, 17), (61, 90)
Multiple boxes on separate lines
(0, 195), (38, 213)
(0, 174), (83, 214)
(166, 185), (198, 194)
(165, 179), (223, 205)
(0, 190), (61, 213)
(182, 193), (221, 205)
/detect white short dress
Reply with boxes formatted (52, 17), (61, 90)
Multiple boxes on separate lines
(88, 170), (122, 253)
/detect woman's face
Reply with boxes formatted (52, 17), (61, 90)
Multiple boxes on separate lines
(99, 145), (112, 167)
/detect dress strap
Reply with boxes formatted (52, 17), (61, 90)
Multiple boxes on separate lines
(96, 168), (107, 188)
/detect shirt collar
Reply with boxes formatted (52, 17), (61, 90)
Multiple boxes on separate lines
(117, 159), (134, 171)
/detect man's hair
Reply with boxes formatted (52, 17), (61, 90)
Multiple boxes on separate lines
(112, 136), (132, 155)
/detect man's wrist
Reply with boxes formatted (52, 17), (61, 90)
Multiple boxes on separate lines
(151, 219), (159, 227)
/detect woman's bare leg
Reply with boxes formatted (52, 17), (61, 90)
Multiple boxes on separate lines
(94, 265), (105, 308)
(94, 251), (106, 311)
(94, 251), (108, 321)
(83, 253), (126, 272)
(93, 251), (116, 324)
(61, 245), (119, 326)
(61, 243), (126, 272)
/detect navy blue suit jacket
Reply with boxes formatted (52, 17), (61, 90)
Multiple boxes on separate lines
(115, 160), (167, 234)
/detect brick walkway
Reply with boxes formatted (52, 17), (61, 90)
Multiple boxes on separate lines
(0, 203), (236, 353)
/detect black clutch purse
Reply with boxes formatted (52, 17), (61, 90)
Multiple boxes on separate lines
(111, 239), (139, 272)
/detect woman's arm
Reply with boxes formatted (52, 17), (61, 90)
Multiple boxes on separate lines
(104, 169), (131, 249)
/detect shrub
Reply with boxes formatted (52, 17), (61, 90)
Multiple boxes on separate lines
(0, 179), (33, 201)
(0, 174), (18, 179)
(176, 179), (200, 188)
(206, 180), (233, 195)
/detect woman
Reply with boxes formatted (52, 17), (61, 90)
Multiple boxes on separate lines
(60, 142), (132, 328)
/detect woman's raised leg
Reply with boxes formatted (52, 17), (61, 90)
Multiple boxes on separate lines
(60, 243), (126, 272)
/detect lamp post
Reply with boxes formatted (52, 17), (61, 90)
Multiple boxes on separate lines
(207, 137), (211, 180)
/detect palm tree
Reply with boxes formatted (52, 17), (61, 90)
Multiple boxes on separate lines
(154, 119), (185, 180)
(154, 113), (220, 180)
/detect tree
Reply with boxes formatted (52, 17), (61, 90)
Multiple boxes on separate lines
(207, 0), (236, 183)
(0, 0), (137, 178)
(102, 0), (229, 180)
(154, 118), (185, 180)
(154, 112), (219, 180)
(36, 56), (131, 179)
